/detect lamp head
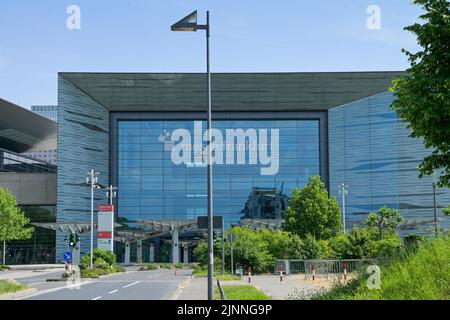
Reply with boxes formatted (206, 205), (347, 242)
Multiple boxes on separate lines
(171, 10), (198, 31)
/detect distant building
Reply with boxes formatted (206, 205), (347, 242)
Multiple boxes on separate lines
(0, 98), (57, 264)
(31, 105), (58, 121)
(24, 105), (58, 164)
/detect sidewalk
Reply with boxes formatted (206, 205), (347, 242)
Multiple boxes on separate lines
(177, 275), (324, 300)
(250, 275), (321, 300)
(177, 276), (208, 300)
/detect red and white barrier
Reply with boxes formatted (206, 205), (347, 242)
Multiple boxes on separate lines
(312, 264), (316, 281)
(343, 262), (348, 281)
(280, 265), (284, 284)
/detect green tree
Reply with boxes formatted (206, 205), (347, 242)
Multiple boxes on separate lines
(282, 176), (342, 240)
(260, 229), (293, 260)
(365, 207), (403, 240)
(0, 188), (34, 264)
(337, 227), (376, 259)
(390, 0), (450, 187)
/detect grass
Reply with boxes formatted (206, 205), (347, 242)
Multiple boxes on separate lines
(311, 236), (450, 300)
(139, 263), (199, 271)
(215, 285), (270, 300)
(192, 266), (241, 281)
(0, 280), (27, 295)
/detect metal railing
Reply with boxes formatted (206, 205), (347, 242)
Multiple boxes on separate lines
(0, 148), (56, 173)
(275, 259), (381, 278)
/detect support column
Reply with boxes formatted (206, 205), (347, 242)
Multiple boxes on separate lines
(149, 243), (155, 263)
(137, 240), (143, 264)
(183, 244), (189, 264)
(124, 241), (131, 264)
(172, 229), (179, 264)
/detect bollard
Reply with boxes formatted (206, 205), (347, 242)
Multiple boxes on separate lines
(174, 268), (179, 276)
(248, 266), (252, 284)
(280, 265), (284, 284)
(312, 263), (316, 281)
(343, 262), (347, 281)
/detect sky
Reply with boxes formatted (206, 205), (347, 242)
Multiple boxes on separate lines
(0, 0), (423, 108)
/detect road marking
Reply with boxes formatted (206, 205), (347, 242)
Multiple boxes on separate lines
(123, 281), (139, 288)
(92, 296), (102, 300)
(169, 277), (193, 300)
(20, 280), (95, 299)
(108, 289), (119, 294)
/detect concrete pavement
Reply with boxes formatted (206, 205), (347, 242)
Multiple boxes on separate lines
(176, 275), (323, 300)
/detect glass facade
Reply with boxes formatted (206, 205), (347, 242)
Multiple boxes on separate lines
(117, 119), (320, 227)
(4, 206), (56, 264)
(329, 92), (450, 234)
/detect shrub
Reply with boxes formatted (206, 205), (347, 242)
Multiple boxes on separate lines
(79, 249), (117, 270)
(300, 234), (323, 259)
(403, 234), (424, 249)
(139, 263), (159, 271)
(174, 263), (184, 269)
(0, 265), (10, 271)
(370, 236), (402, 258)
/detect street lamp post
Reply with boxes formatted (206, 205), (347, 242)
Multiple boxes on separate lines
(171, 10), (214, 300)
(106, 185), (117, 251)
(106, 185), (117, 206)
(339, 183), (349, 234)
(433, 172), (438, 237)
(86, 169), (100, 269)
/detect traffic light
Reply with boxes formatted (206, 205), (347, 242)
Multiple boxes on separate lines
(75, 234), (80, 244)
(69, 234), (75, 247)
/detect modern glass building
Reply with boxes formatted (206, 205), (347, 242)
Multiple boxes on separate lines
(24, 105), (58, 164)
(31, 105), (58, 122)
(55, 72), (450, 263)
(0, 98), (57, 264)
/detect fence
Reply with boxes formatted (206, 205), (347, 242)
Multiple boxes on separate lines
(274, 259), (381, 279)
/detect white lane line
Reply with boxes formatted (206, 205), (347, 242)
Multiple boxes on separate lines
(20, 280), (95, 299)
(108, 289), (119, 294)
(92, 296), (102, 300)
(123, 281), (139, 288)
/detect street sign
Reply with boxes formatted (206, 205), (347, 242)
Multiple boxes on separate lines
(197, 216), (223, 230)
(98, 204), (114, 251)
(63, 251), (72, 262)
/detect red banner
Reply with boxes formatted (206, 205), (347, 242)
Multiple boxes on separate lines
(98, 231), (112, 239)
(98, 205), (114, 212)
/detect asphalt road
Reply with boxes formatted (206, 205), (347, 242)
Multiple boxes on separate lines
(22, 267), (192, 300)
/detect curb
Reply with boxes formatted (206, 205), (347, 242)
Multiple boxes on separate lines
(0, 288), (38, 300)
(46, 277), (99, 282)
